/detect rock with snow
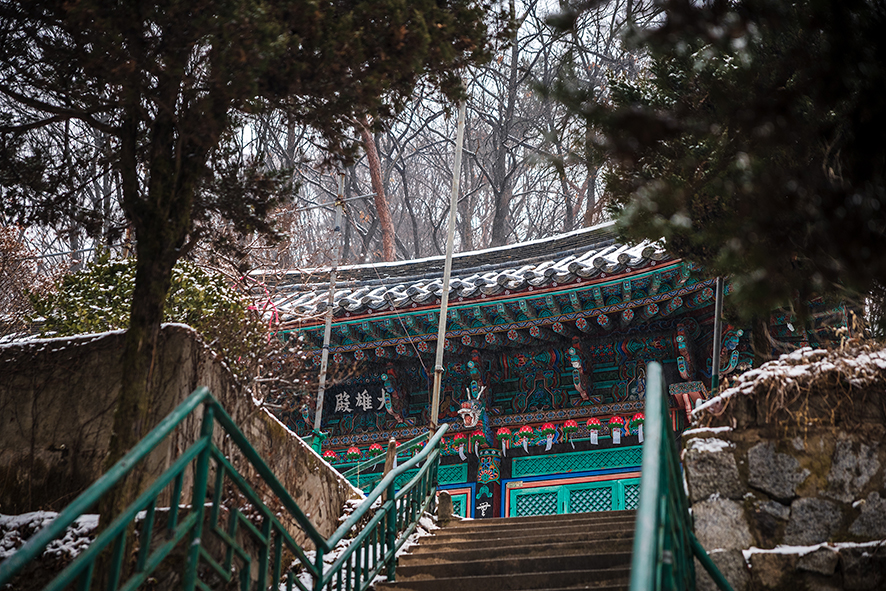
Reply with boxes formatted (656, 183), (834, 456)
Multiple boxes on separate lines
(684, 437), (744, 500)
(0, 511), (97, 561)
(752, 500), (791, 546)
(693, 343), (886, 428)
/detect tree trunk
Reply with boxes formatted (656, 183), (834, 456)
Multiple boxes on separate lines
(398, 165), (421, 258)
(359, 118), (395, 262)
(583, 164), (599, 227)
(100, 92), (204, 522)
(558, 169), (573, 232)
(489, 0), (520, 247)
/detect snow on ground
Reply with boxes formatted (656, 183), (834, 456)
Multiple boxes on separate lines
(291, 511), (439, 591)
(0, 511), (98, 560)
(692, 344), (886, 419)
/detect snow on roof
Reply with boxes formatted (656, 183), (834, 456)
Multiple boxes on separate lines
(260, 222), (670, 320)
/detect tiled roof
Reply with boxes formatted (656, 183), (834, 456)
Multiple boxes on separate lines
(267, 222), (670, 320)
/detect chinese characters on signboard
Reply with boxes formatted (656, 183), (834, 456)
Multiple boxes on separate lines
(329, 384), (387, 414)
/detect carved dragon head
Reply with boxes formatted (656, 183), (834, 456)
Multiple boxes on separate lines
(458, 383), (485, 429)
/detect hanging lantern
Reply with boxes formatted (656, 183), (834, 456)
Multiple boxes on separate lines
(540, 423), (556, 451)
(346, 446), (363, 461)
(517, 425), (534, 452)
(609, 416), (625, 445)
(322, 449), (338, 462)
(563, 419), (578, 449)
(470, 430), (485, 457)
(631, 412), (646, 443)
(453, 433), (467, 461)
(368, 442), (384, 457)
(587, 417), (602, 445)
(496, 427), (512, 456)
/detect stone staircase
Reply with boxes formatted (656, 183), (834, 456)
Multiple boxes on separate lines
(377, 510), (636, 591)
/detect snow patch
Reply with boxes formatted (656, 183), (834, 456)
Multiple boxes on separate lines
(290, 511), (440, 591)
(686, 437), (734, 454)
(682, 426), (733, 437)
(742, 540), (886, 565)
(0, 511), (98, 560)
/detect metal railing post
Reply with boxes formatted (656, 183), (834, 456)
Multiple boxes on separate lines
(385, 483), (398, 581)
(630, 363), (734, 591)
(183, 402), (215, 591)
(313, 547), (325, 591)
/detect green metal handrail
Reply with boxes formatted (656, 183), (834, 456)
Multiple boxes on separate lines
(629, 362), (734, 591)
(0, 387), (448, 591)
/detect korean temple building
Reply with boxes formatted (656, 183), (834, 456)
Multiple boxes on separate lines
(269, 221), (832, 519)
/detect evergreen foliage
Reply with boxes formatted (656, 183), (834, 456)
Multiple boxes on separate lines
(552, 0), (886, 320)
(0, 0), (500, 477)
(30, 257), (266, 377)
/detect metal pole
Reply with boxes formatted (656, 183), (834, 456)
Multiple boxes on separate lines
(313, 173), (346, 444)
(710, 277), (724, 396)
(429, 98), (467, 432)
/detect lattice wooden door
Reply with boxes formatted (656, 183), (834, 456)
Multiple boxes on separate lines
(508, 477), (640, 517)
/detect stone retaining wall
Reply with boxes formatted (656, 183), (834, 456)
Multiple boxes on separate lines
(683, 346), (886, 590)
(0, 325), (359, 547)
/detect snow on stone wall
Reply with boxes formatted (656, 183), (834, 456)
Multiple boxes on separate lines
(684, 343), (886, 591)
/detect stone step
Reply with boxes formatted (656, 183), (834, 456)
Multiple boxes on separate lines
(428, 520), (635, 543)
(376, 567), (631, 591)
(400, 538), (635, 564)
(441, 517), (636, 536)
(395, 551), (633, 580)
(445, 510), (636, 529)
(413, 527), (635, 552)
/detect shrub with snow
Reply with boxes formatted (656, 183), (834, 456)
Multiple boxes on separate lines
(29, 255), (266, 377)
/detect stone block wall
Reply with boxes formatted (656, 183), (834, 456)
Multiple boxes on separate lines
(0, 325), (360, 547)
(683, 346), (886, 590)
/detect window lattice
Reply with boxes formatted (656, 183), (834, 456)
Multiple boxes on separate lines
(349, 472), (382, 492)
(569, 487), (613, 513)
(512, 446), (642, 478)
(624, 483), (640, 510)
(439, 464), (468, 485)
(394, 469), (418, 489)
(515, 491), (559, 517)
(452, 499), (464, 517)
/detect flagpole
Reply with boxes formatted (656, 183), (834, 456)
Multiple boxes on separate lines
(311, 173), (345, 450)
(429, 97), (467, 433)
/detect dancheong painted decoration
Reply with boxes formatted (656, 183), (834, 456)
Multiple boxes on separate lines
(264, 222), (845, 518)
